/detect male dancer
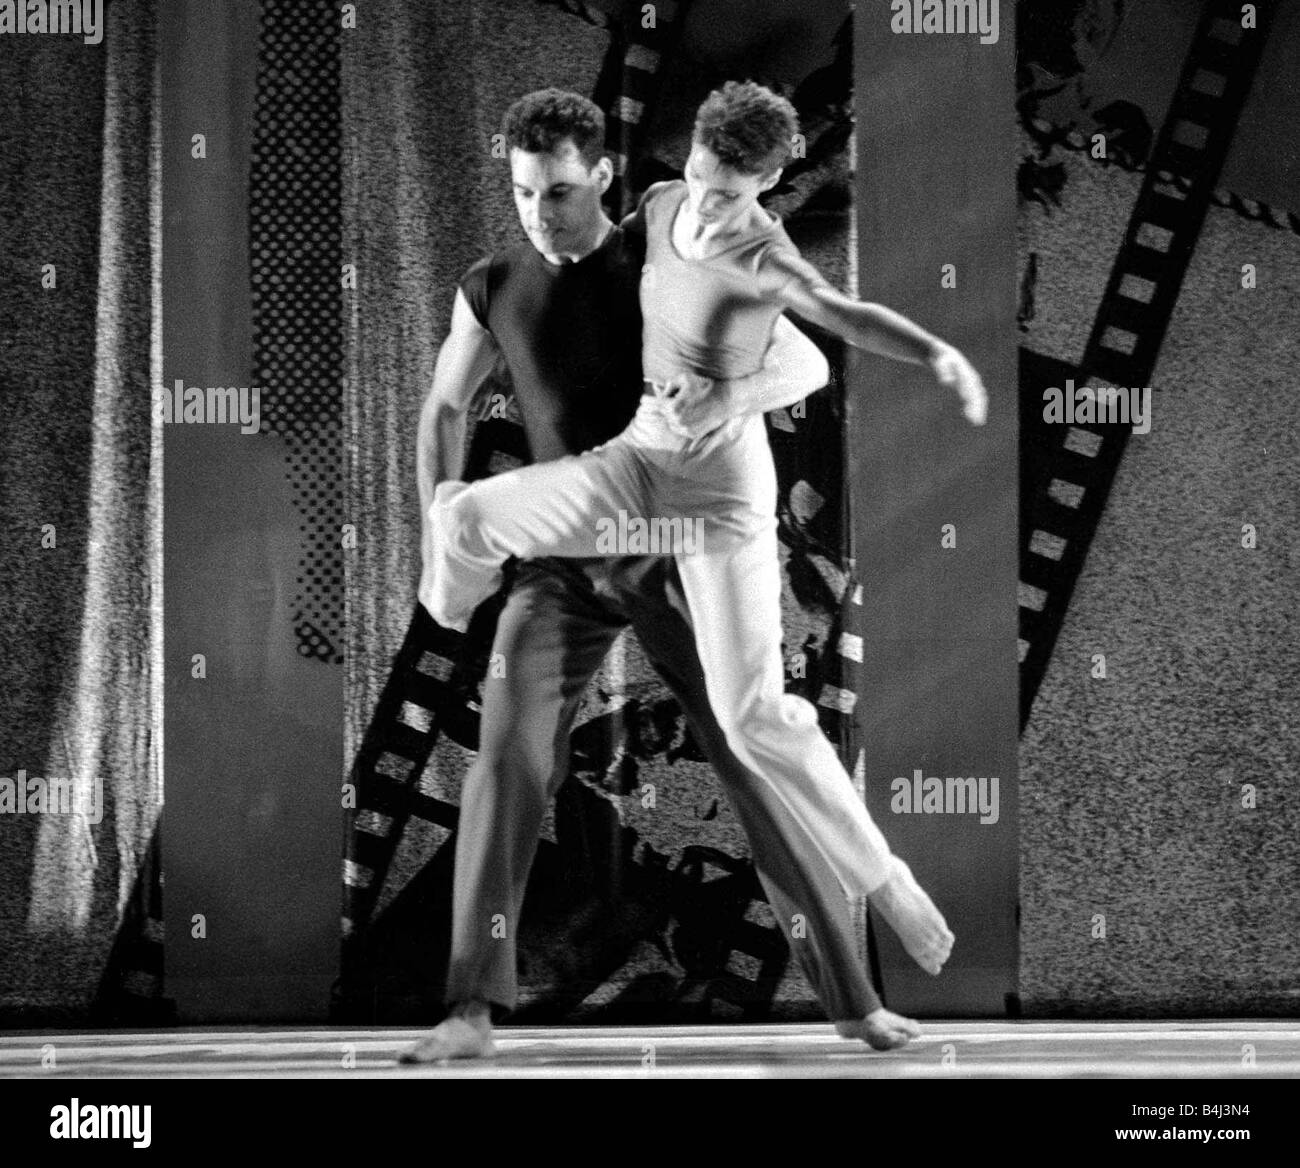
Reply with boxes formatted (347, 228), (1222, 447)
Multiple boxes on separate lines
(403, 89), (949, 1063)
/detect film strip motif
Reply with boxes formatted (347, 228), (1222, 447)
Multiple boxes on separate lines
(668, 847), (793, 1020)
(1028, 122), (1300, 238)
(588, 2), (853, 224)
(590, 0), (694, 216)
(1019, 0), (1272, 731)
(338, 414), (526, 987)
(340, 609), (464, 955)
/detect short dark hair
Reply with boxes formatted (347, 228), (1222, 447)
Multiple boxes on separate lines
(502, 88), (606, 168)
(693, 80), (799, 175)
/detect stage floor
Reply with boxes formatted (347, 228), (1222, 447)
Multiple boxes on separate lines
(2, 1021), (1299, 1078)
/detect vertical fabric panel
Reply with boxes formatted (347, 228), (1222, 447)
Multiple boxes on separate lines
(161, 0), (342, 1023)
(0, 0), (162, 1022)
(854, 7), (1020, 1015)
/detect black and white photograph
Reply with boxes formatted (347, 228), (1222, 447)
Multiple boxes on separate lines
(0, 0), (1296, 1146)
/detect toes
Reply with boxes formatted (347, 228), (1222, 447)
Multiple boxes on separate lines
(861, 1010), (923, 1050)
(400, 1045), (440, 1065)
(867, 1027), (913, 1052)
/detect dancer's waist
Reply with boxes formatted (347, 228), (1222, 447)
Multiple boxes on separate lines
(631, 380), (761, 453)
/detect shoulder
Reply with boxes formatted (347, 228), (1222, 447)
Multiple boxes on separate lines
(637, 180), (684, 211)
(606, 222), (647, 269)
(755, 233), (830, 297)
(622, 180), (685, 235)
(462, 242), (539, 282)
(457, 255), (496, 327)
(644, 179), (684, 205)
(458, 246), (532, 325)
(645, 180), (686, 224)
(459, 253), (494, 287)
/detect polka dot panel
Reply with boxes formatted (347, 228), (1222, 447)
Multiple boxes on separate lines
(250, 0), (344, 664)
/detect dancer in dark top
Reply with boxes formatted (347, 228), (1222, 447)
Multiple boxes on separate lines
(406, 88), (952, 1063)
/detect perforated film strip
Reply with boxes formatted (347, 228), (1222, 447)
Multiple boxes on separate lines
(1019, 0), (1272, 729)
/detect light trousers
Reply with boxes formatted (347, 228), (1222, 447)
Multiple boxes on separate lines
(444, 555), (883, 1020)
(426, 398), (896, 904)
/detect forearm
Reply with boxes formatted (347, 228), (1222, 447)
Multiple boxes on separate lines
(723, 360), (823, 417)
(419, 289), (497, 503)
(720, 315), (831, 419)
(807, 289), (943, 366)
(417, 396), (469, 507)
(766, 265), (988, 425)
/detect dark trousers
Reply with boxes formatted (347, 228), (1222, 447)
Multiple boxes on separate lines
(444, 554), (882, 1020)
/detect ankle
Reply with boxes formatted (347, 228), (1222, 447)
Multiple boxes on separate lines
(450, 999), (492, 1026)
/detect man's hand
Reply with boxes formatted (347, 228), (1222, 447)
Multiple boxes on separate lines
(928, 342), (988, 426)
(652, 372), (735, 440)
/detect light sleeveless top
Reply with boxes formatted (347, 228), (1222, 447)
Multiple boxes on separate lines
(636, 181), (806, 384)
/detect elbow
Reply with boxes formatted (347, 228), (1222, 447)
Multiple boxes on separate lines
(416, 393), (440, 441)
(421, 391), (459, 429)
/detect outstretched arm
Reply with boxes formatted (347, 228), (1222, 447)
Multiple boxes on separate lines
(768, 253), (988, 425)
(653, 315), (830, 439)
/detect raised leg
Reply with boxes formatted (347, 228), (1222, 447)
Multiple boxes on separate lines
(422, 439), (651, 632)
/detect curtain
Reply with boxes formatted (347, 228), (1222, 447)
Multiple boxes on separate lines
(0, 0), (162, 1022)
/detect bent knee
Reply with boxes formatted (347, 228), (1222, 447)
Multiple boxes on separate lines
(716, 691), (818, 747)
(431, 482), (484, 554)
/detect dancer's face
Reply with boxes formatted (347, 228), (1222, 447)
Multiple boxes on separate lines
(683, 143), (780, 232)
(510, 139), (612, 261)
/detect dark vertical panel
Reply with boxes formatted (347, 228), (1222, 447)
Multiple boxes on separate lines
(854, 5), (1019, 1015)
(162, 0), (342, 1022)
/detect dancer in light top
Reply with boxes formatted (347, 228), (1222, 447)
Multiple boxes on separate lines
(409, 84), (983, 1063)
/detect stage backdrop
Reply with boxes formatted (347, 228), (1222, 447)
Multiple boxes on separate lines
(854, 2), (1019, 1017)
(5, 0), (1295, 1029)
(1016, 0), (1300, 1016)
(159, 0), (343, 1023)
(0, 0), (163, 1025)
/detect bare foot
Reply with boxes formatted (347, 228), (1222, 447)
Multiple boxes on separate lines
(399, 1002), (496, 1064)
(836, 1008), (923, 1051)
(869, 856), (955, 976)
